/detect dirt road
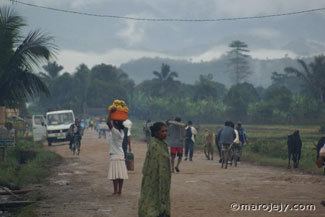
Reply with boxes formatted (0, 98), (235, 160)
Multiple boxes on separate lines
(37, 130), (325, 217)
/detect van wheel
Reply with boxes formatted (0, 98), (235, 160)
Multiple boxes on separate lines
(48, 141), (52, 146)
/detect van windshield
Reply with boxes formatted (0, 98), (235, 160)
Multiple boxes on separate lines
(47, 113), (74, 125)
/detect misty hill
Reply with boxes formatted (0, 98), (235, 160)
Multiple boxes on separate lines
(120, 56), (301, 87)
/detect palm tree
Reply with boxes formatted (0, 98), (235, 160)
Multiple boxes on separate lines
(285, 55), (325, 102)
(153, 63), (178, 82)
(40, 61), (63, 81)
(152, 63), (179, 96)
(0, 7), (56, 106)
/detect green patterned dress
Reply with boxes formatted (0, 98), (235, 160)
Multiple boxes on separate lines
(138, 137), (171, 217)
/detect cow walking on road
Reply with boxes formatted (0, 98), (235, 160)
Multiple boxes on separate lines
(287, 130), (302, 169)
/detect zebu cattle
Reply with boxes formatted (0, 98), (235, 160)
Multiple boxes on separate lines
(287, 130), (302, 169)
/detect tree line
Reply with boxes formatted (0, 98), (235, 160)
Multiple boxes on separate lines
(28, 55), (325, 124)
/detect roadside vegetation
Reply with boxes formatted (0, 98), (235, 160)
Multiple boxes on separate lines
(0, 137), (61, 216)
(0, 138), (61, 188)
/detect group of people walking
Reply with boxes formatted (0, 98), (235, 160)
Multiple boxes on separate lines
(106, 116), (246, 217)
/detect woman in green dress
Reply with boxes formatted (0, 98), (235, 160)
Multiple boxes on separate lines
(139, 122), (171, 217)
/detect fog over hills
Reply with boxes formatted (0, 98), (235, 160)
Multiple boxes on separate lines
(120, 56), (304, 87)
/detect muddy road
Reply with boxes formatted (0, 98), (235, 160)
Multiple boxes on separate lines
(36, 130), (324, 217)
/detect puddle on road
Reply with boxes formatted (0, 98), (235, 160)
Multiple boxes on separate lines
(58, 170), (87, 176)
(58, 172), (73, 176)
(52, 180), (70, 185)
(185, 180), (198, 183)
(74, 170), (87, 175)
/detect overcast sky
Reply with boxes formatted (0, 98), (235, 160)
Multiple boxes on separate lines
(2, 0), (325, 72)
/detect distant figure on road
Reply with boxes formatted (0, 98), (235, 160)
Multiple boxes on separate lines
(143, 119), (152, 144)
(236, 122), (247, 161)
(204, 129), (214, 160)
(98, 120), (108, 139)
(316, 136), (325, 174)
(122, 119), (132, 158)
(139, 122), (171, 217)
(89, 119), (94, 131)
(167, 117), (185, 173)
(184, 121), (197, 161)
(218, 121), (236, 169)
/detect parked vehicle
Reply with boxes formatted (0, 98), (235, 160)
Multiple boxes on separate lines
(32, 110), (75, 146)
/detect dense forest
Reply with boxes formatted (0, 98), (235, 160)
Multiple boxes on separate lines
(29, 54), (325, 124)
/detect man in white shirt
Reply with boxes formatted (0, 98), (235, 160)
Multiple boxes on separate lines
(184, 121), (198, 161)
(122, 119), (132, 158)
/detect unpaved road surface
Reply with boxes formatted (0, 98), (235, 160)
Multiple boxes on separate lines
(37, 130), (325, 217)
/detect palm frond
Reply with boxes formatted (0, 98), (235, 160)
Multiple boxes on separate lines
(297, 59), (312, 79)
(43, 61), (63, 79)
(284, 66), (313, 87)
(166, 71), (178, 82)
(0, 68), (50, 105)
(153, 70), (162, 80)
(0, 7), (25, 43)
(9, 30), (57, 71)
(0, 7), (25, 70)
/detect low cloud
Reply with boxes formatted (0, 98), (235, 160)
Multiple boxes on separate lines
(55, 47), (301, 73)
(249, 28), (282, 40)
(250, 49), (297, 59)
(117, 15), (149, 46)
(56, 49), (174, 72)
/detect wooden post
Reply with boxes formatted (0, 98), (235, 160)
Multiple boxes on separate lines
(0, 147), (5, 162)
(0, 106), (6, 126)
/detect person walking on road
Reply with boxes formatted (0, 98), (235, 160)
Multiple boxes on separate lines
(107, 119), (128, 195)
(167, 117), (185, 173)
(139, 122), (171, 217)
(184, 121), (197, 161)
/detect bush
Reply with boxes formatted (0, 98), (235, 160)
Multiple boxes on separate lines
(246, 138), (287, 159)
(319, 125), (325, 133)
(0, 139), (61, 188)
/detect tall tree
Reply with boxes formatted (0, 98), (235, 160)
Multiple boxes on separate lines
(74, 64), (90, 115)
(227, 40), (252, 84)
(152, 63), (180, 95)
(194, 74), (226, 100)
(284, 55), (325, 102)
(224, 82), (259, 119)
(0, 7), (56, 106)
(153, 63), (178, 82)
(40, 61), (63, 81)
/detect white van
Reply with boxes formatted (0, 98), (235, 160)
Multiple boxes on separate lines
(46, 110), (75, 146)
(32, 110), (75, 146)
